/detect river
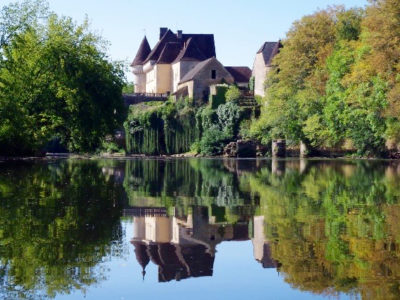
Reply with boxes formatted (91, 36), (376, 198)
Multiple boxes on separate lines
(1, 158), (399, 299)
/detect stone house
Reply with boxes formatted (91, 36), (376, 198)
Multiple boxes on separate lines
(131, 28), (216, 94)
(131, 28), (252, 100)
(175, 57), (235, 101)
(252, 41), (282, 97)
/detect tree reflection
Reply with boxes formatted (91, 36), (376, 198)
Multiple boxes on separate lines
(124, 158), (400, 299)
(0, 160), (126, 299)
(3, 158), (400, 299)
(245, 160), (400, 299)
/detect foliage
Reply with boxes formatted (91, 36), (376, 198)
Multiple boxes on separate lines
(124, 101), (199, 155)
(195, 101), (241, 155)
(225, 85), (241, 102)
(249, 76), (255, 92)
(98, 140), (125, 155)
(0, 160), (125, 298)
(199, 125), (231, 155)
(0, 1), (125, 156)
(216, 101), (241, 136)
(209, 85), (227, 109)
(122, 157), (400, 300)
(0, 0), (48, 47)
(122, 82), (134, 94)
(124, 98), (243, 156)
(250, 3), (396, 156)
(239, 119), (252, 140)
(244, 159), (400, 299)
(3, 157), (400, 298)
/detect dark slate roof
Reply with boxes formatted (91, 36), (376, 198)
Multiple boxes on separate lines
(257, 41), (282, 66)
(157, 42), (182, 64)
(225, 66), (252, 83)
(132, 242), (150, 269)
(179, 57), (215, 83)
(172, 38), (207, 63)
(181, 34), (215, 59)
(138, 28), (216, 65)
(144, 29), (178, 63)
(131, 36), (151, 66)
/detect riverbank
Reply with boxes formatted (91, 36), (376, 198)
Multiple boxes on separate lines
(2, 152), (400, 162)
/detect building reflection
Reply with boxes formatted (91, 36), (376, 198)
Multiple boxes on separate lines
(128, 207), (277, 282)
(252, 216), (278, 269)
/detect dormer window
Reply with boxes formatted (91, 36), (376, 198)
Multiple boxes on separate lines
(211, 70), (216, 79)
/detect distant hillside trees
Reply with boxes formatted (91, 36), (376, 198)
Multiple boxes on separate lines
(251, 0), (400, 156)
(0, 0), (125, 155)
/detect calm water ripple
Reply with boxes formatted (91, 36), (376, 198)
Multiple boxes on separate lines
(1, 158), (400, 299)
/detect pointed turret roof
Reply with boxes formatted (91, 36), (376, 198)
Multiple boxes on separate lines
(131, 36), (151, 67)
(132, 242), (150, 280)
(143, 29), (177, 63)
(131, 28), (216, 67)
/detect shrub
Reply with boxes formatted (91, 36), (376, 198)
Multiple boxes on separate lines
(249, 76), (255, 92)
(98, 141), (125, 155)
(124, 101), (199, 155)
(216, 101), (241, 136)
(210, 85), (228, 109)
(190, 141), (201, 154)
(225, 85), (241, 102)
(199, 125), (231, 155)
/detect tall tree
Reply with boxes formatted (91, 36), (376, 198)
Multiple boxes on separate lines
(0, 1), (125, 155)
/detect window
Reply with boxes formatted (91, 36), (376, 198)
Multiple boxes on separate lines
(211, 70), (216, 79)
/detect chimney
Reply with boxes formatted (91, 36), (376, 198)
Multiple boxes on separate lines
(160, 27), (168, 39)
(177, 30), (182, 39)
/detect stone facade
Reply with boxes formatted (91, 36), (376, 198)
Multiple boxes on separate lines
(252, 41), (281, 97)
(131, 28), (253, 99)
(171, 60), (199, 93)
(176, 57), (234, 101)
(131, 28), (216, 95)
(252, 53), (270, 97)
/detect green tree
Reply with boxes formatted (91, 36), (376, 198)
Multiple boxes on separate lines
(0, 1), (125, 155)
(251, 8), (338, 144)
(122, 82), (134, 94)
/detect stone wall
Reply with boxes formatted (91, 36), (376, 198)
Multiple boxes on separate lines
(132, 65), (146, 93)
(172, 61), (199, 93)
(155, 64), (171, 94)
(191, 59), (234, 101)
(252, 53), (271, 97)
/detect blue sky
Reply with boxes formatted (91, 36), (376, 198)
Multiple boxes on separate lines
(5, 0), (369, 80)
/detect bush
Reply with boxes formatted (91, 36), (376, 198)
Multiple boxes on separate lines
(124, 102), (199, 155)
(239, 119), (252, 140)
(190, 141), (201, 154)
(199, 125), (231, 155)
(216, 101), (241, 136)
(249, 76), (255, 92)
(225, 85), (241, 102)
(98, 140), (125, 155)
(209, 85), (228, 109)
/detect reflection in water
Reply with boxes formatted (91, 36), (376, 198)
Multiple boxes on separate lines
(0, 160), (127, 299)
(1, 158), (400, 299)
(128, 206), (264, 282)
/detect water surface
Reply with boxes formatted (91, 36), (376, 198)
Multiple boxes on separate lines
(1, 158), (400, 299)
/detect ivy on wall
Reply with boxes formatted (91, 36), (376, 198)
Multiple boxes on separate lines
(124, 92), (255, 156)
(124, 101), (199, 155)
